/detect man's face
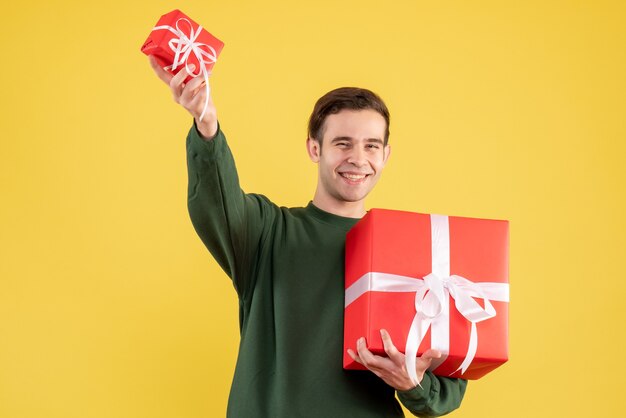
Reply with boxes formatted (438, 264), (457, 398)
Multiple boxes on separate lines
(307, 109), (390, 206)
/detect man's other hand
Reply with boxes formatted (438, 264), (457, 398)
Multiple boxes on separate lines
(347, 329), (442, 391)
(148, 55), (218, 139)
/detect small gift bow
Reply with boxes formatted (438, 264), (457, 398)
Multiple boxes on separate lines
(152, 18), (219, 122)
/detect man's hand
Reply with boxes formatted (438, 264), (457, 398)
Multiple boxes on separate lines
(148, 55), (218, 139)
(347, 329), (442, 391)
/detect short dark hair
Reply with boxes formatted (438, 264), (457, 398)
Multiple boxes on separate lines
(307, 87), (390, 146)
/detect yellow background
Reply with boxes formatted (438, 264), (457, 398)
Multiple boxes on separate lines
(1, 0), (624, 417)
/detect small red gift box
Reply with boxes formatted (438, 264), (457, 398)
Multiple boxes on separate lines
(343, 209), (509, 381)
(141, 9), (224, 83)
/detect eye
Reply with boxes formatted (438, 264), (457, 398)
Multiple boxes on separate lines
(366, 144), (380, 149)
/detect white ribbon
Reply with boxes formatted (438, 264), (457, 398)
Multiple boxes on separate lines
(345, 214), (509, 386)
(152, 18), (218, 122)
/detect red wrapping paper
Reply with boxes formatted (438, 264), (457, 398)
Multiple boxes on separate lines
(141, 9), (224, 83)
(343, 209), (509, 380)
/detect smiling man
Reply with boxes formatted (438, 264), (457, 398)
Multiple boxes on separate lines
(149, 56), (467, 418)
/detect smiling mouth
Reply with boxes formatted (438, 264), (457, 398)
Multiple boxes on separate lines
(339, 173), (371, 182)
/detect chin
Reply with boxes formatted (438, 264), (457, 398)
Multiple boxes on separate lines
(339, 191), (370, 203)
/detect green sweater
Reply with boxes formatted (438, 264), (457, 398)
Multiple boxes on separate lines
(185, 122), (467, 417)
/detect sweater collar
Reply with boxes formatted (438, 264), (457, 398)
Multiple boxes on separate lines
(305, 201), (362, 229)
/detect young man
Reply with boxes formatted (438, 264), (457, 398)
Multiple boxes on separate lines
(149, 56), (467, 417)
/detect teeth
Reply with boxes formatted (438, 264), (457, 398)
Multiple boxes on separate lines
(341, 173), (366, 180)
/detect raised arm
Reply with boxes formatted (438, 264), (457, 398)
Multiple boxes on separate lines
(148, 56), (272, 298)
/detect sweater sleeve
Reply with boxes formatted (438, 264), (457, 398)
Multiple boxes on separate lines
(186, 121), (273, 298)
(396, 372), (467, 417)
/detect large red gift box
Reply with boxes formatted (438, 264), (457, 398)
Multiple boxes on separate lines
(343, 209), (509, 381)
(141, 9), (224, 83)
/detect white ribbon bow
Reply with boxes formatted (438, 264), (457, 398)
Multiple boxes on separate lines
(345, 214), (509, 386)
(152, 18), (218, 122)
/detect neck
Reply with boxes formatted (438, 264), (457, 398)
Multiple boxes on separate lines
(311, 190), (367, 219)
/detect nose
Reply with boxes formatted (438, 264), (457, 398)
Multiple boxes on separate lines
(347, 146), (367, 167)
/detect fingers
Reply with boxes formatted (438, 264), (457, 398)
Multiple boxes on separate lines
(347, 348), (362, 364)
(350, 333), (404, 370)
(355, 337), (383, 369)
(148, 55), (200, 105)
(380, 329), (405, 365)
(179, 74), (208, 107)
(169, 64), (194, 102)
(420, 348), (442, 361)
(414, 348), (442, 380)
(351, 337), (415, 390)
(148, 57), (217, 129)
(148, 55), (173, 85)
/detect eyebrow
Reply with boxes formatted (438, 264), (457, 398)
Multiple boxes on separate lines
(330, 136), (384, 145)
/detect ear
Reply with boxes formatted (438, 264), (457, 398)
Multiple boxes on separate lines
(306, 137), (321, 163)
(382, 144), (391, 166)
